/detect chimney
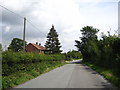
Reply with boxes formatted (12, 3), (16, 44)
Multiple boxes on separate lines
(36, 42), (38, 45)
(39, 43), (41, 46)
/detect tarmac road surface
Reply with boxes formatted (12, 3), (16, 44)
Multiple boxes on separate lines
(15, 60), (118, 89)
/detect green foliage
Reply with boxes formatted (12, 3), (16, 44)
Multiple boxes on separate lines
(2, 51), (65, 89)
(45, 25), (62, 54)
(75, 26), (99, 62)
(2, 51), (65, 76)
(2, 62), (65, 89)
(0, 43), (2, 51)
(80, 26), (99, 42)
(85, 62), (120, 88)
(8, 38), (27, 52)
(97, 36), (120, 76)
(75, 26), (120, 86)
(64, 50), (82, 60)
(2, 72), (34, 89)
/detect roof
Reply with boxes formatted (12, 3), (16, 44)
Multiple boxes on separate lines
(29, 43), (46, 50)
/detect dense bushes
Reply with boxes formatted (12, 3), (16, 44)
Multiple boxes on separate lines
(2, 61), (64, 89)
(63, 50), (82, 60)
(96, 36), (120, 76)
(2, 51), (65, 64)
(2, 51), (65, 76)
(2, 51), (65, 89)
(75, 26), (120, 87)
(75, 26), (120, 77)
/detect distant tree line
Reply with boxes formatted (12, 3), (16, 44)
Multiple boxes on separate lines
(63, 50), (82, 60)
(75, 26), (120, 76)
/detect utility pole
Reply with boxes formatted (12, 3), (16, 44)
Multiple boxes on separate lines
(23, 17), (26, 52)
(118, 1), (120, 37)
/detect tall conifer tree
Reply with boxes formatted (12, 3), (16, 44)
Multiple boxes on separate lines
(45, 25), (62, 54)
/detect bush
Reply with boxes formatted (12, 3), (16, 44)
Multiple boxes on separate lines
(2, 51), (66, 89)
(2, 51), (65, 76)
(75, 26), (120, 80)
(64, 50), (82, 60)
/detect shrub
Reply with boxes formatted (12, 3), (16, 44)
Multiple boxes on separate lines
(2, 51), (65, 76)
(64, 50), (82, 60)
(2, 51), (66, 89)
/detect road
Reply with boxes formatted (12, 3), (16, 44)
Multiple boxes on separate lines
(15, 60), (117, 89)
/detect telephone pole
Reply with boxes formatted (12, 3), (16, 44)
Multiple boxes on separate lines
(118, 1), (120, 38)
(23, 17), (26, 52)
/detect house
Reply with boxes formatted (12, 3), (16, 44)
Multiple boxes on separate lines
(25, 42), (46, 54)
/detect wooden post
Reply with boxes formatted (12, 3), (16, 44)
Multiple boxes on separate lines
(23, 17), (26, 52)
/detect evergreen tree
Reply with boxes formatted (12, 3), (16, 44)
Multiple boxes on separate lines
(45, 25), (62, 54)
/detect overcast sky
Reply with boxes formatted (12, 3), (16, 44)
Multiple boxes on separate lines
(1, 0), (119, 52)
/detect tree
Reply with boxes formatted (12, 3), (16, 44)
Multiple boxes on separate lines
(75, 26), (120, 77)
(8, 38), (27, 52)
(66, 50), (82, 60)
(0, 43), (2, 51)
(75, 26), (99, 62)
(45, 25), (62, 54)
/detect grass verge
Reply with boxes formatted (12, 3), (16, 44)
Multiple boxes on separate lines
(84, 62), (120, 88)
(2, 61), (66, 90)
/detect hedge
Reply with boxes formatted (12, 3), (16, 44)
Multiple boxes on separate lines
(2, 51), (65, 76)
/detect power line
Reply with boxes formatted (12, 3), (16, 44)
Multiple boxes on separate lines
(26, 19), (46, 36)
(0, 5), (24, 19)
(1, 5), (46, 37)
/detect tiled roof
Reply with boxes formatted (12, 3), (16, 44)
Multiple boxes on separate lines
(30, 43), (46, 50)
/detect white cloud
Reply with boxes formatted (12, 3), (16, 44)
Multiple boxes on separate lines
(1, 0), (119, 52)
(76, 0), (119, 3)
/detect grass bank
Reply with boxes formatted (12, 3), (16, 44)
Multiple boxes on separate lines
(2, 51), (66, 90)
(3, 61), (65, 90)
(84, 62), (120, 88)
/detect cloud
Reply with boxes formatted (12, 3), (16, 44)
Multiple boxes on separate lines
(84, 2), (117, 35)
(1, 0), (119, 52)
(75, 0), (119, 3)
(2, 9), (23, 25)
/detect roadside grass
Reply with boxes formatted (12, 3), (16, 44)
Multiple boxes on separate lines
(84, 62), (120, 88)
(2, 61), (66, 90)
(2, 51), (81, 90)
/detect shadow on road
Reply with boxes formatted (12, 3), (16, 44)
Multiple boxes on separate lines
(67, 60), (119, 89)
(69, 60), (98, 75)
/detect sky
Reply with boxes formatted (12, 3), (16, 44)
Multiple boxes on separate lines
(1, 0), (119, 52)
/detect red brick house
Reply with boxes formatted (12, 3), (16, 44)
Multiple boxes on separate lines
(25, 42), (46, 54)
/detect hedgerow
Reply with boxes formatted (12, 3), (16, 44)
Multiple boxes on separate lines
(2, 51), (65, 89)
(75, 26), (120, 87)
